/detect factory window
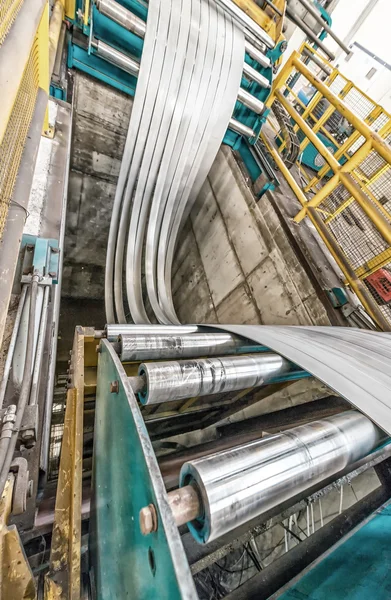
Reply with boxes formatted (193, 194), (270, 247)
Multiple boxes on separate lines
(366, 67), (377, 80)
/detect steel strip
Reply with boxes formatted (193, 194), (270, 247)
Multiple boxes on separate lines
(159, 14), (245, 322)
(212, 325), (391, 436)
(113, 0), (172, 322)
(125, 0), (195, 323)
(145, 0), (211, 324)
(104, 0), (160, 323)
(154, 0), (225, 323)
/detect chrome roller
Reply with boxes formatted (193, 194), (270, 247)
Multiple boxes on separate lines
(119, 332), (266, 361)
(138, 353), (291, 404)
(179, 410), (384, 543)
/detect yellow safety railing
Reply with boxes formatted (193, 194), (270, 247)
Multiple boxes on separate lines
(262, 46), (391, 331)
(0, 1), (50, 239)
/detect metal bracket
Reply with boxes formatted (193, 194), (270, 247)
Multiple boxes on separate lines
(20, 235), (59, 285)
(9, 458), (31, 515)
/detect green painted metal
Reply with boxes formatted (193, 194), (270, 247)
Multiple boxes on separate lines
(90, 340), (197, 600)
(280, 501), (391, 599)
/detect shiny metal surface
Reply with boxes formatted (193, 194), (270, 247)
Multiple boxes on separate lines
(105, 323), (199, 342)
(119, 332), (265, 361)
(180, 410), (384, 543)
(90, 39), (140, 76)
(244, 39), (271, 69)
(228, 117), (255, 137)
(96, 0), (146, 38)
(237, 87), (265, 114)
(138, 352), (290, 404)
(29, 285), (50, 407)
(242, 61), (270, 88)
(215, 325), (391, 437)
(213, 0), (274, 48)
(155, 7), (244, 323)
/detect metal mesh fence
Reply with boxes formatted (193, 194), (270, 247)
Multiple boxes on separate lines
(0, 0), (23, 46)
(0, 37), (39, 239)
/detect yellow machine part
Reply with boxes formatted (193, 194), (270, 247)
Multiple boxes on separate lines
(0, 0), (24, 47)
(264, 45), (391, 331)
(0, 1), (50, 239)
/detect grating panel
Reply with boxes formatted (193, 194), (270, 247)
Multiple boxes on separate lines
(0, 0), (23, 46)
(0, 37), (39, 239)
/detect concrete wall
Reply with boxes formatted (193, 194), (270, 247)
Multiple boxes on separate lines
(62, 73), (132, 299)
(173, 145), (330, 327)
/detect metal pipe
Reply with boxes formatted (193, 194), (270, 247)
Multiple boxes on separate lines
(106, 324), (199, 342)
(119, 332), (266, 362)
(29, 285), (50, 407)
(0, 275), (39, 497)
(244, 39), (271, 69)
(228, 117), (255, 138)
(302, 46), (332, 75)
(0, 286), (27, 409)
(95, 0), (146, 38)
(237, 87), (265, 114)
(285, 6), (335, 61)
(40, 104), (73, 475)
(295, 0), (351, 55)
(138, 353), (292, 405)
(49, 0), (65, 78)
(91, 39), (140, 77)
(242, 61), (270, 88)
(179, 410), (384, 543)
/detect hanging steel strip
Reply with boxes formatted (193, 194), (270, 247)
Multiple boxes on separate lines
(114, 0), (172, 322)
(144, 0), (211, 324)
(158, 14), (245, 322)
(125, 0), (197, 323)
(104, 0), (160, 323)
(212, 325), (391, 436)
(151, 1), (226, 323)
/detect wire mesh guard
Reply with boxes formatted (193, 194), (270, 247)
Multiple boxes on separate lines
(277, 47), (391, 328)
(0, 29), (40, 239)
(0, 0), (23, 46)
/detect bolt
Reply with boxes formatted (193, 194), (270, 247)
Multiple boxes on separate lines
(140, 504), (158, 535)
(110, 380), (119, 394)
(51, 247), (59, 254)
(48, 271), (57, 278)
(28, 480), (33, 498)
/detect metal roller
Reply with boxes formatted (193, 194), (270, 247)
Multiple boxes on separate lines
(95, 0), (146, 38)
(119, 332), (266, 361)
(237, 87), (265, 114)
(244, 39), (270, 69)
(90, 39), (140, 77)
(228, 118), (255, 137)
(178, 410), (384, 543)
(105, 323), (199, 342)
(137, 353), (292, 404)
(242, 61), (270, 88)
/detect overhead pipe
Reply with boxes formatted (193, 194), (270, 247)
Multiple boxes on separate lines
(285, 5), (335, 61)
(295, 0), (351, 55)
(137, 353), (292, 405)
(118, 332), (266, 362)
(140, 411), (384, 542)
